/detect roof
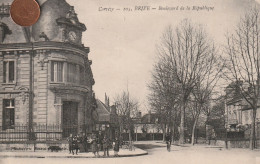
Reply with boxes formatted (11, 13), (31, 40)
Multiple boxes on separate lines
(0, 1), (26, 43)
(141, 113), (158, 124)
(1, 0), (85, 43)
(32, 0), (71, 41)
(95, 99), (110, 123)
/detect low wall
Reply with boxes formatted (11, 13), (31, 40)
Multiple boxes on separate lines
(0, 143), (69, 152)
(122, 133), (163, 141)
(209, 139), (260, 149)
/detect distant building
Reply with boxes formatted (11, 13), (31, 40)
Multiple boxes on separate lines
(225, 81), (260, 139)
(94, 98), (119, 140)
(132, 111), (163, 141)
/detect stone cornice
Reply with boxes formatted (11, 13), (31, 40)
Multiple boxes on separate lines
(49, 83), (90, 95)
(0, 90), (29, 94)
(0, 41), (90, 57)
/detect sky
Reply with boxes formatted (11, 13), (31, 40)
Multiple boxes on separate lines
(38, 0), (257, 113)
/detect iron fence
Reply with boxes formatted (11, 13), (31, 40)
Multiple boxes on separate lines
(0, 124), (87, 143)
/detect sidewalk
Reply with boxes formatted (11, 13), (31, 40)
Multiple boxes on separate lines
(154, 141), (224, 148)
(0, 148), (148, 158)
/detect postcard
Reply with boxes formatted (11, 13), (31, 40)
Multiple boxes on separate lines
(0, 0), (259, 164)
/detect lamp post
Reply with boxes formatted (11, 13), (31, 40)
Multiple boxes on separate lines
(28, 42), (35, 141)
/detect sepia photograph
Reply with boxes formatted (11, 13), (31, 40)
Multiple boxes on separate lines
(0, 0), (260, 163)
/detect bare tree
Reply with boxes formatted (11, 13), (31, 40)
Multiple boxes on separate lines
(190, 89), (211, 145)
(156, 19), (218, 144)
(190, 56), (223, 145)
(225, 6), (260, 150)
(114, 91), (139, 150)
(148, 58), (180, 142)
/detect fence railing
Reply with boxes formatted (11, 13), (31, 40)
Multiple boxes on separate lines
(0, 124), (86, 143)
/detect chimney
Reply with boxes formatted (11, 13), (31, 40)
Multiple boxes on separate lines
(110, 105), (117, 114)
(137, 112), (142, 118)
(105, 93), (110, 107)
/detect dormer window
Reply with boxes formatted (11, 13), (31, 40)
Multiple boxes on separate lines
(0, 22), (12, 43)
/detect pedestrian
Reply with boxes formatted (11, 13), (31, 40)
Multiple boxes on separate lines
(87, 134), (92, 152)
(67, 133), (73, 154)
(113, 137), (120, 157)
(119, 135), (123, 148)
(78, 133), (84, 152)
(102, 135), (110, 157)
(72, 135), (79, 155)
(90, 133), (99, 157)
(97, 131), (103, 151)
(77, 134), (81, 153)
(82, 133), (88, 152)
(165, 133), (171, 152)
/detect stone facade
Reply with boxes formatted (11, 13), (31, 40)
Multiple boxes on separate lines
(0, 0), (96, 141)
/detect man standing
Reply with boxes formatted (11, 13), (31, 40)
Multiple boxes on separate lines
(113, 137), (120, 157)
(90, 133), (98, 157)
(103, 135), (110, 157)
(82, 133), (88, 152)
(165, 133), (172, 152)
(67, 134), (73, 154)
(72, 135), (79, 155)
(97, 131), (103, 151)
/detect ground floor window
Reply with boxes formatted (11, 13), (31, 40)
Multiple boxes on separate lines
(2, 99), (15, 130)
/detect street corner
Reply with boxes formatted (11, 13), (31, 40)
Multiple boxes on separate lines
(0, 147), (148, 159)
(117, 148), (148, 157)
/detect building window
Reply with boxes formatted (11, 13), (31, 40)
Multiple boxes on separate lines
(2, 99), (15, 130)
(67, 63), (77, 83)
(51, 61), (64, 82)
(3, 61), (15, 83)
(51, 61), (85, 84)
(79, 65), (84, 85)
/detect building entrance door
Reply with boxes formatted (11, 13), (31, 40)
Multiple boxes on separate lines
(62, 101), (78, 138)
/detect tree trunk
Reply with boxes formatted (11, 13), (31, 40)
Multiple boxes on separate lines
(167, 123), (170, 134)
(162, 124), (166, 142)
(191, 116), (198, 145)
(171, 123), (175, 144)
(129, 130), (132, 142)
(129, 129), (132, 150)
(205, 113), (210, 143)
(179, 103), (185, 144)
(250, 107), (257, 150)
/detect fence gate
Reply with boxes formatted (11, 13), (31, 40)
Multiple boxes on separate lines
(62, 101), (78, 138)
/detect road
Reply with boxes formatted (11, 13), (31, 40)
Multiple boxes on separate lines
(1, 141), (260, 164)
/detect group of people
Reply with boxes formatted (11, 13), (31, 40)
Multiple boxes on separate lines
(67, 132), (120, 157)
(67, 133), (86, 155)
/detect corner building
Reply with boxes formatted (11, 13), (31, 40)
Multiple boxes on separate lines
(0, 0), (96, 141)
